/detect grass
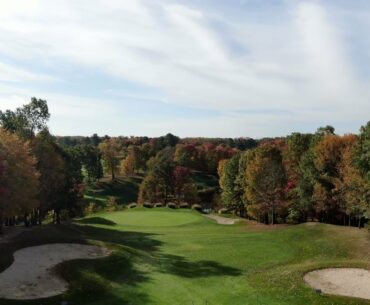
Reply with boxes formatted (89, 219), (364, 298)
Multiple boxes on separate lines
(0, 208), (370, 305)
(84, 176), (143, 207)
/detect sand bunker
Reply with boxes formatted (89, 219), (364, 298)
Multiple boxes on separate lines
(304, 268), (370, 300)
(0, 243), (110, 300)
(205, 214), (239, 225)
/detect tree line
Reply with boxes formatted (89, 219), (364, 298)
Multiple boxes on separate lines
(0, 99), (241, 232)
(1, 98), (369, 232)
(218, 125), (370, 227)
(0, 98), (87, 232)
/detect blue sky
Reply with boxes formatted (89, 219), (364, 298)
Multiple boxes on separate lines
(0, 0), (369, 137)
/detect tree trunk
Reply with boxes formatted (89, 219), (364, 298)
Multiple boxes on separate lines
(55, 210), (61, 224)
(0, 210), (3, 235)
(38, 209), (43, 225)
(24, 213), (29, 227)
(271, 202), (275, 225)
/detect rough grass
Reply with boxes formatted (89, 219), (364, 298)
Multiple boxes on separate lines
(84, 176), (142, 206)
(0, 209), (369, 305)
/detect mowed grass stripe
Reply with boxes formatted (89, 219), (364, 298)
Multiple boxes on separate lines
(0, 208), (369, 305)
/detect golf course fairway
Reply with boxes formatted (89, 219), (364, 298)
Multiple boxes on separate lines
(0, 208), (369, 305)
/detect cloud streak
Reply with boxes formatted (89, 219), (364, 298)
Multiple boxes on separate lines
(0, 0), (369, 137)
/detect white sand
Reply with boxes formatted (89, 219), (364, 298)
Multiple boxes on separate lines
(205, 214), (239, 225)
(0, 243), (110, 300)
(304, 268), (370, 300)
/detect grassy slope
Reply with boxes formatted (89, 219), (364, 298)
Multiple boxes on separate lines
(83, 172), (219, 208)
(84, 176), (143, 206)
(1, 208), (369, 305)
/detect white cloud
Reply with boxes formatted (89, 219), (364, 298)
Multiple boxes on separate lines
(0, 62), (56, 82)
(0, 0), (369, 136)
(294, 2), (354, 100)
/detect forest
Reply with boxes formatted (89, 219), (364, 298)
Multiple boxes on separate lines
(0, 98), (369, 233)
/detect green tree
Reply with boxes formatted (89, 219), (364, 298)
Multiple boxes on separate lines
(82, 144), (103, 182)
(0, 97), (49, 138)
(32, 131), (66, 224)
(286, 132), (315, 222)
(218, 154), (245, 216)
(354, 121), (370, 221)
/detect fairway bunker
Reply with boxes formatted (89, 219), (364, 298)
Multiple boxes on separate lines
(205, 214), (239, 225)
(304, 268), (370, 300)
(0, 243), (110, 300)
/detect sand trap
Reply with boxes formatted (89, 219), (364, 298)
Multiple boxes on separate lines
(0, 243), (110, 300)
(205, 214), (239, 225)
(304, 268), (370, 300)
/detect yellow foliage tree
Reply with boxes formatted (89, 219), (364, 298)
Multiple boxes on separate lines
(0, 129), (39, 233)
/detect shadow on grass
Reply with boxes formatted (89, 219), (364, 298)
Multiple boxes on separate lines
(76, 217), (117, 226)
(85, 177), (142, 205)
(158, 254), (242, 278)
(0, 223), (243, 305)
(77, 224), (162, 253)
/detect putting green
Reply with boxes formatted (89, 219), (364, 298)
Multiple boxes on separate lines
(97, 208), (203, 227)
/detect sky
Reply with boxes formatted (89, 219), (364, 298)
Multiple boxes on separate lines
(0, 0), (369, 138)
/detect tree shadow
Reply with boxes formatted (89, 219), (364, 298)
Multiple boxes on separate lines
(76, 224), (243, 279)
(75, 224), (162, 253)
(76, 217), (117, 226)
(0, 224), (243, 305)
(157, 254), (242, 278)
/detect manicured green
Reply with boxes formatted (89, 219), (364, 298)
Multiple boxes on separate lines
(0, 208), (369, 305)
(81, 209), (204, 227)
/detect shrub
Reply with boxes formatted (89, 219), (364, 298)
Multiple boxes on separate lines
(179, 202), (190, 209)
(60, 209), (71, 222)
(154, 203), (164, 207)
(167, 202), (177, 209)
(84, 202), (99, 215)
(143, 202), (153, 208)
(192, 204), (202, 212)
(286, 208), (300, 224)
(127, 203), (137, 209)
(106, 196), (119, 212)
(218, 208), (228, 214)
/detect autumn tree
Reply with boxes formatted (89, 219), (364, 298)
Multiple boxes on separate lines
(0, 129), (39, 232)
(138, 173), (161, 203)
(173, 166), (195, 204)
(139, 148), (198, 205)
(313, 134), (357, 224)
(0, 156), (5, 198)
(245, 145), (287, 224)
(335, 144), (368, 227)
(99, 138), (122, 180)
(174, 143), (198, 169)
(120, 153), (135, 176)
(120, 145), (148, 176)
